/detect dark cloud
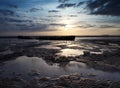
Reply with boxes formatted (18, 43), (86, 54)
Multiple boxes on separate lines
(57, 3), (76, 8)
(30, 7), (43, 12)
(47, 15), (62, 17)
(0, 19), (32, 32)
(87, 0), (120, 16)
(0, 9), (14, 16)
(78, 24), (119, 29)
(58, 0), (69, 3)
(78, 24), (96, 28)
(31, 24), (49, 31)
(0, 17), (32, 23)
(16, 24), (27, 27)
(17, 23), (49, 31)
(7, 18), (32, 23)
(69, 15), (77, 17)
(99, 25), (119, 28)
(49, 23), (66, 27)
(77, 2), (85, 7)
(0, 21), (49, 32)
(8, 4), (18, 8)
(58, 1), (85, 8)
(48, 10), (59, 13)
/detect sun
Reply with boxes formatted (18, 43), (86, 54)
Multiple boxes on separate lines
(59, 16), (74, 31)
(64, 24), (72, 30)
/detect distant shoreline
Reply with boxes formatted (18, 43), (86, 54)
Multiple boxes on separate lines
(0, 35), (120, 38)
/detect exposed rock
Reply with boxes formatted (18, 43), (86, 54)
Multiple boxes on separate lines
(0, 73), (120, 88)
(83, 51), (90, 56)
(40, 77), (51, 81)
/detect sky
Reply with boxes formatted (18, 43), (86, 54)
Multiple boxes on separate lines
(0, 0), (120, 36)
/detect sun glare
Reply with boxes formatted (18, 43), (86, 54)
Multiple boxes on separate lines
(64, 24), (72, 30)
(60, 16), (72, 30)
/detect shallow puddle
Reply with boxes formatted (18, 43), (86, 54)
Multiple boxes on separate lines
(57, 49), (84, 57)
(1, 56), (120, 81)
(35, 45), (61, 50)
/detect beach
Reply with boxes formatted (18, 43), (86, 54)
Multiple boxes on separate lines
(0, 37), (120, 88)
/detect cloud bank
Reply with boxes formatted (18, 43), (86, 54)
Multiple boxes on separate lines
(87, 0), (120, 16)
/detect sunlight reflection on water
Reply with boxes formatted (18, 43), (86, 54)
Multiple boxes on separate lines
(57, 49), (84, 57)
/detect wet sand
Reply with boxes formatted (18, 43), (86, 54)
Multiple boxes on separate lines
(0, 37), (120, 88)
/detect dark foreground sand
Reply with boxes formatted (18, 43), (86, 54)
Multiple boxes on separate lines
(1, 73), (120, 88)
